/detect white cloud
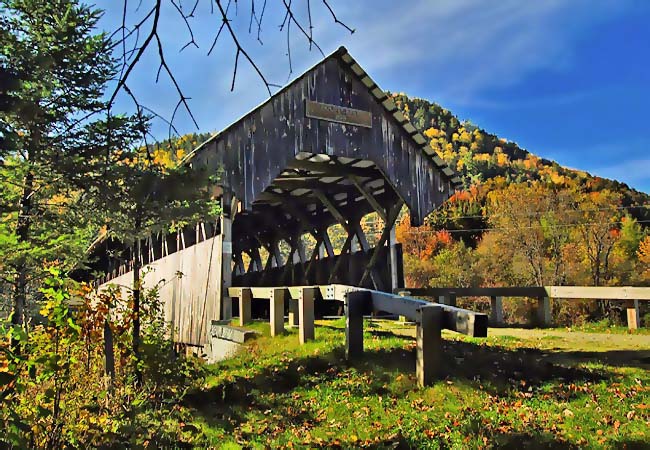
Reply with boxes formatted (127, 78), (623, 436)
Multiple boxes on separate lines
(325, 0), (636, 101)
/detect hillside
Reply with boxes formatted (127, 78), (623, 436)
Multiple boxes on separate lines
(393, 93), (648, 202)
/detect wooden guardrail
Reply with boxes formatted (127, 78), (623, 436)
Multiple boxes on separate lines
(397, 286), (650, 330)
(228, 285), (488, 386)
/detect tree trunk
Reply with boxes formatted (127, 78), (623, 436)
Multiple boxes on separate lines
(11, 171), (34, 349)
(132, 232), (142, 385)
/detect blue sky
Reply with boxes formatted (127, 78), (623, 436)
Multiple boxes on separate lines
(101, 0), (650, 193)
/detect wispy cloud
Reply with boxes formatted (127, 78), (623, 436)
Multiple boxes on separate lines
(327, 0), (638, 101)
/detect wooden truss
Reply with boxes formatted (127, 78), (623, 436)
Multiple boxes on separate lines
(230, 153), (405, 291)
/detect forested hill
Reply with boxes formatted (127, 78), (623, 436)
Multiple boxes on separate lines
(391, 93), (649, 211)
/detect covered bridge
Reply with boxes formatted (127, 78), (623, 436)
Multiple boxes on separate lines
(96, 47), (461, 347)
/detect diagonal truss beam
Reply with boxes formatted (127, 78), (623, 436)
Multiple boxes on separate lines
(349, 175), (387, 221)
(359, 199), (404, 288)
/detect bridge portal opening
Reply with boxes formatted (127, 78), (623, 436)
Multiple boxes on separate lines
(231, 152), (404, 292)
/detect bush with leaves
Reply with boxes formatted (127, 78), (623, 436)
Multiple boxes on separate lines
(0, 268), (207, 448)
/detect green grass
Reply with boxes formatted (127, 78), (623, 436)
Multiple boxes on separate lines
(180, 320), (650, 449)
(552, 320), (650, 336)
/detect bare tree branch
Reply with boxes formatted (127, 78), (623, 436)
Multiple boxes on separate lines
(108, 0), (354, 136)
(170, 0), (199, 52)
(213, 0), (280, 95)
(107, 1), (161, 107)
(323, 0), (355, 34)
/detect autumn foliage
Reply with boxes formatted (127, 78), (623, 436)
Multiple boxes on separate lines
(391, 94), (649, 325)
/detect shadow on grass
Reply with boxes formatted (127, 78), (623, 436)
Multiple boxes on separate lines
(486, 435), (650, 450)
(184, 349), (347, 434)
(353, 339), (610, 397)
(184, 324), (643, 445)
(488, 431), (581, 449)
(547, 349), (650, 370)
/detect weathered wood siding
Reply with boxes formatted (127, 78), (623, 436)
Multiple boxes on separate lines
(191, 56), (451, 225)
(97, 235), (222, 347)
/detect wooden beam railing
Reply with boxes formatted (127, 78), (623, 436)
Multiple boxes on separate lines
(228, 284), (488, 386)
(397, 286), (650, 330)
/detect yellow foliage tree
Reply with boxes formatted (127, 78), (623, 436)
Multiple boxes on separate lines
(423, 127), (441, 139)
(638, 236), (650, 282)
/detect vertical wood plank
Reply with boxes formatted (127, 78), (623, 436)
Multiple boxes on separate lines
(345, 291), (368, 359)
(490, 296), (504, 326)
(416, 305), (442, 387)
(239, 288), (252, 326)
(288, 298), (300, 327)
(537, 296), (551, 327)
(220, 213), (233, 321)
(626, 299), (640, 330)
(299, 288), (317, 344)
(389, 224), (399, 291)
(270, 288), (286, 337)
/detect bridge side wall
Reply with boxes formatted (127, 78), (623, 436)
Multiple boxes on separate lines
(98, 235), (222, 347)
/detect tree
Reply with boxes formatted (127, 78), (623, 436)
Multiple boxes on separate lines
(486, 183), (575, 285)
(618, 215), (644, 258)
(634, 235), (650, 285)
(97, 138), (219, 384)
(573, 190), (622, 286)
(0, 0), (141, 336)
(395, 217), (453, 286)
(429, 240), (479, 288)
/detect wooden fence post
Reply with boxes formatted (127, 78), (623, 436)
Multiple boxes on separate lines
(490, 296), (504, 326)
(270, 288), (286, 337)
(239, 288), (252, 326)
(626, 299), (640, 330)
(288, 298), (300, 327)
(219, 212), (233, 321)
(444, 293), (457, 307)
(345, 291), (368, 359)
(389, 224), (399, 291)
(537, 296), (551, 327)
(299, 288), (317, 344)
(398, 290), (411, 323)
(416, 305), (442, 387)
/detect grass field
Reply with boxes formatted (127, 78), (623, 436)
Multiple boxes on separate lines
(181, 320), (650, 449)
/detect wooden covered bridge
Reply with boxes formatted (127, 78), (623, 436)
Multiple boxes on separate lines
(95, 47), (487, 383)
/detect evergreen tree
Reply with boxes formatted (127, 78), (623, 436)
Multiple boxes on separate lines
(0, 0), (140, 335)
